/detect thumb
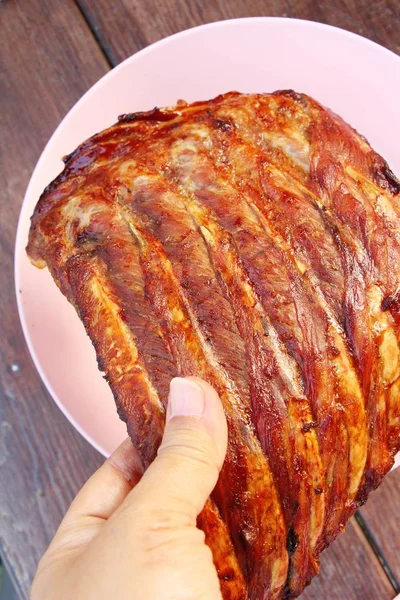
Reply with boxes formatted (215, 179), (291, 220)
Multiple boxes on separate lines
(126, 377), (227, 525)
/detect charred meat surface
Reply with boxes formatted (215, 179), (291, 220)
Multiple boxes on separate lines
(27, 91), (400, 600)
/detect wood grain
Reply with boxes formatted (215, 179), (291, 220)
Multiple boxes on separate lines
(76, 0), (400, 66)
(301, 517), (396, 599)
(358, 468), (400, 589)
(0, 1), (109, 597)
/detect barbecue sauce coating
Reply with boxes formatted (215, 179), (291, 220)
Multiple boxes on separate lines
(27, 91), (400, 600)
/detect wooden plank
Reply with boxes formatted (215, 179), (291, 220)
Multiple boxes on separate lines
(76, 0), (400, 66)
(0, 1), (109, 597)
(358, 468), (400, 589)
(301, 519), (395, 599)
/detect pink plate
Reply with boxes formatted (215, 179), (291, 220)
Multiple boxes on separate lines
(15, 18), (400, 459)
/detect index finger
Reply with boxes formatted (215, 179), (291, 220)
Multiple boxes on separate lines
(66, 437), (143, 523)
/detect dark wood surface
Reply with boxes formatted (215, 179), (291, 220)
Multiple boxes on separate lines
(302, 521), (394, 600)
(358, 468), (400, 587)
(76, 0), (400, 65)
(0, 1), (107, 598)
(0, 1), (399, 599)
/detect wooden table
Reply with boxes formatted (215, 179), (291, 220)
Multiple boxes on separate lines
(1, 1), (399, 598)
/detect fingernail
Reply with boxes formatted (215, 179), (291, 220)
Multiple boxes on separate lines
(168, 378), (205, 419)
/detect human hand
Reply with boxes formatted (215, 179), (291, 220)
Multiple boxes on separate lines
(31, 377), (228, 600)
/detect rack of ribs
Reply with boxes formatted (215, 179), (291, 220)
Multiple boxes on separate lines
(27, 91), (400, 600)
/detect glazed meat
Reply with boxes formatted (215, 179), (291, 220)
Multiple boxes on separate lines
(27, 91), (400, 599)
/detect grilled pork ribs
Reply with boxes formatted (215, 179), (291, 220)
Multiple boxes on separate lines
(27, 91), (400, 599)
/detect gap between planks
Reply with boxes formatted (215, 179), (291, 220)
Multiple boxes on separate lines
(354, 511), (400, 595)
(74, 0), (115, 67)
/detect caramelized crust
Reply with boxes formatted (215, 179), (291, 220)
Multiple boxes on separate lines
(27, 91), (400, 599)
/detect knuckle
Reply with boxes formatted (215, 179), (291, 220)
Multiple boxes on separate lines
(139, 524), (205, 567)
(159, 425), (219, 473)
(140, 505), (192, 531)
